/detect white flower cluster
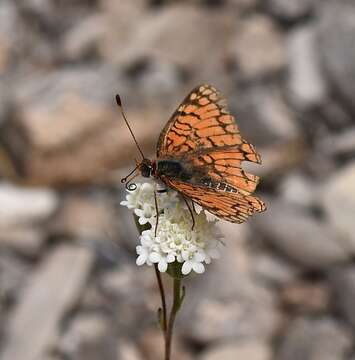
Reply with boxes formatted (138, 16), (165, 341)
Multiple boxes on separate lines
(121, 182), (223, 275)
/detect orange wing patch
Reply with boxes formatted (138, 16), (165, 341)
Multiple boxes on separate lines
(157, 85), (242, 157)
(164, 178), (266, 223)
(192, 142), (261, 194)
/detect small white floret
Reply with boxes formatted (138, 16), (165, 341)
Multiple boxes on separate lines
(121, 182), (223, 275)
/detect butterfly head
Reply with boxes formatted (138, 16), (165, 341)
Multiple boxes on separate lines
(139, 158), (156, 178)
(121, 158), (156, 191)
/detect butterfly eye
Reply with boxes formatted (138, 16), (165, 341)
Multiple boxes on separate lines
(141, 164), (152, 178)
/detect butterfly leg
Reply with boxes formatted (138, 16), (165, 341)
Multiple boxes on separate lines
(191, 201), (197, 214)
(154, 190), (160, 237)
(182, 196), (195, 230)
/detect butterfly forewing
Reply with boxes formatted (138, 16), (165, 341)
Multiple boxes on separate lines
(157, 84), (243, 157)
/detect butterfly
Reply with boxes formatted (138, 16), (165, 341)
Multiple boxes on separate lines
(118, 84), (266, 224)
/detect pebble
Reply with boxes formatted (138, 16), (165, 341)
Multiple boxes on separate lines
(320, 162), (355, 254)
(252, 198), (351, 269)
(0, 225), (46, 258)
(266, 0), (315, 22)
(0, 183), (58, 226)
(330, 265), (355, 328)
(200, 341), (272, 360)
(58, 313), (116, 360)
(279, 172), (317, 208)
(179, 239), (281, 343)
(0, 245), (94, 360)
(230, 15), (286, 78)
(318, 0), (355, 111)
(287, 24), (327, 108)
(276, 317), (352, 360)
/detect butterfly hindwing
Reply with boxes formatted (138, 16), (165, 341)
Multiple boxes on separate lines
(190, 142), (261, 195)
(163, 177), (266, 223)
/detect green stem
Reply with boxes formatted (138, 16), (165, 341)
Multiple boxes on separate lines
(165, 278), (182, 360)
(154, 264), (167, 332)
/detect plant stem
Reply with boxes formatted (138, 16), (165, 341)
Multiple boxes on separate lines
(165, 278), (182, 360)
(154, 264), (167, 332)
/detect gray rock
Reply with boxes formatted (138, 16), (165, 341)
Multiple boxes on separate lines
(252, 198), (351, 269)
(230, 15), (286, 78)
(179, 237), (281, 343)
(236, 85), (300, 146)
(226, 0), (260, 11)
(280, 281), (331, 313)
(0, 1), (17, 37)
(0, 225), (46, 258)
(318, 1), (355, 109)
(104, 3), (234, 85)
(100, 264), (155, 300)
(287, 24), (327, 108)
(82, 264), (158, 338)
(15, 0), (97, 66)
(320, 162), (355, 254)
(279, 172), (317, 207)
(251, 251), (299, 287)
(318, 127), (355, 157)
(315, 98), (354, 128)
(15, 65), (117, 107)
(117, 340), (144, 360)
(266, 0), (315, 21)
(0, 0), (17, 74)
(49, 195), (118, 242)
(0, 245), (94, 360)
(0, 82), (13, 125)
(0, 183), (58, 227)
(15, 0), (56, 19)
(0, 252), (31, 304)
(248, 139), (306, 179)
(276, 317), (352, 360)
(9, 66), (160, 185)
(62, 15), (106, 62)
(200, 341), (272, 360)
(330, 266), (355, 328)
(58, 313), (117, 360)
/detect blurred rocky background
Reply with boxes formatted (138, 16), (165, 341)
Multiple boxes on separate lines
(1, 0), (355, 359)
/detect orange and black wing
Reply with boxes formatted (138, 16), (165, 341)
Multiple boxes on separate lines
(163, 178), (266, 223)
(157, 84), (263, 195)
(190, 144), (260, 195)
(157, 84), (242, 157)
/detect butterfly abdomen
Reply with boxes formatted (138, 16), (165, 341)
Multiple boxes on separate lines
(157, 159), (192, 182)
(200, 178), (239, 193)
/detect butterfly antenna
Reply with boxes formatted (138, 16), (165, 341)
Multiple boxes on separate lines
(121, 168), (140, 191)
(121, 164), (139, 184)
(115, 94), (145, 159)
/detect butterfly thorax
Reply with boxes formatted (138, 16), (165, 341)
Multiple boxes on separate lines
(156, 159), (193, 182)
(139, 158), (193, 183)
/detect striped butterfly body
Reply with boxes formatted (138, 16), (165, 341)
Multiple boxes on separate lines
(122, 84), (266, 223)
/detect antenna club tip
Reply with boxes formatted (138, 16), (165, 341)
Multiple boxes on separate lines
(115, 94), (122, 107)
